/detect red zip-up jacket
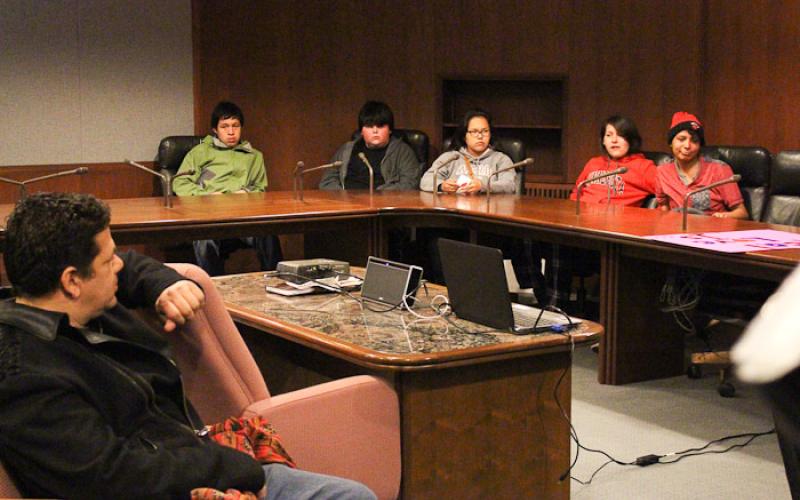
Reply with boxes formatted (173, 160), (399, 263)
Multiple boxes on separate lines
(570, 153), (658, 207)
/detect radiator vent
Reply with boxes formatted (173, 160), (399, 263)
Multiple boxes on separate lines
(524, 183), (573, 199)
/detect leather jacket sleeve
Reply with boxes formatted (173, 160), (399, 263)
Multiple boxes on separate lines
(0, 367), (264, 498)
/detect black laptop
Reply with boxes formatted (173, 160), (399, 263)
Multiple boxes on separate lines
(437, 238), (581, 334)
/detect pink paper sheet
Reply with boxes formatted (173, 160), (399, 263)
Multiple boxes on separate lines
(643, 229), (800, 253)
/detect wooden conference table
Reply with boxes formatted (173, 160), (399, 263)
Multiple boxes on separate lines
(1, 190), (798, 384)
(213, 272), (602, 499)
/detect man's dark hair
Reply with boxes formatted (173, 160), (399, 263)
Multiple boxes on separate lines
(211, 101), (245, 129)
(4, 192), (110, 298)
(451, 108), (494, 150)
(600, 115), (642, 155)
(358, 101), (394, 130)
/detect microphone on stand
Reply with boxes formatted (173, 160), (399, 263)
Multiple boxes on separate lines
(293, 160), (342, 200)
(357, 153), (376, 196)
(0, 176), (22, 189)
(575, 167), (628, 215)
(125, 160), (173, 208)
(487, 158), (534, 200)
(681, 174), (741, 231)
(432, 151), (462, 195)
(0, 167), (89, 200)
(292, 161), (305, 196)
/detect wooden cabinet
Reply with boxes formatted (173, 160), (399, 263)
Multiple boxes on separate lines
(442, 78), (566, 182)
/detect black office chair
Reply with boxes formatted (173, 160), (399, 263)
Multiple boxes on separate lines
(762, 151), (800, 225)
(642, 150), (672, 166)
(156, 135), (203, 194)
(351, 128), (430, 175)
(396, 129), (430, 172)
(681, 146), (775, 396)
(701, 145), (771, 222)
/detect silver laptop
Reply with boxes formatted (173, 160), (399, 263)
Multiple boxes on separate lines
(437, 238), (581, 334)
(361, 257), (423, 308)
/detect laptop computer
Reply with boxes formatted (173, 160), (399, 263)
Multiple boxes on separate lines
(360, 256), (423, 308)
(437, 238), (581, 334)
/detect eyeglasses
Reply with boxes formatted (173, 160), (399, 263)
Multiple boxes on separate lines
(467, 128), (490, 138)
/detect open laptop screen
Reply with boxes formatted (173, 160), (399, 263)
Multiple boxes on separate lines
(361, 257), (423, 307)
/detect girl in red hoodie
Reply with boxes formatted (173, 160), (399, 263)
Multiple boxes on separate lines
(541, 117), (657, 316)
(570, 115), (658, 206)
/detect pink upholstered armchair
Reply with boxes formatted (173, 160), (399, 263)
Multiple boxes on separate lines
(0, 465), (19, 498)
(164, 263), (402, 500)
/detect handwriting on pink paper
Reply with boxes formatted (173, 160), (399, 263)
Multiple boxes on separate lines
(644, 229), (800, 253)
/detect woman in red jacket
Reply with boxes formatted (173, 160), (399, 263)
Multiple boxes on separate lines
(570, 115), (658, 206)
(542, 116), (658, 315)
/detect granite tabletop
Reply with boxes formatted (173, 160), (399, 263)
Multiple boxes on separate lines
(212, 272), (601, 362)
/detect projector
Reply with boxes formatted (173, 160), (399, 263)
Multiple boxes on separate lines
(276, 259), (350, 283)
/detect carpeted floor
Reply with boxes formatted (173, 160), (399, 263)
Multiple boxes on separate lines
(569, 345), (789, 499)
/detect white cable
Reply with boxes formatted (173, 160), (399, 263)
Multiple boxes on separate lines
(402, 292), (450, 319)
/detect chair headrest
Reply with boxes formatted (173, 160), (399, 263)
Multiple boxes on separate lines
(393, 129), (429, 166)
(492, 137), (526, 164)
(157, 136), (203, 174)
(701, 145), (771, 187)
(771, 151), (800, 196)
(642, 151), (672, 166)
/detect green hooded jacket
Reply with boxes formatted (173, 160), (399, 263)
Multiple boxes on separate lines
(173, 135), (267, 196)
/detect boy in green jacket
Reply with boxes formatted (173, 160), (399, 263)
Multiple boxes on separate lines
(174, 101), (282, 275)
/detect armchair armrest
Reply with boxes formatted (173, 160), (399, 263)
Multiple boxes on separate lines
(0, 463), (20, 498)
(245, 375), (400, 500)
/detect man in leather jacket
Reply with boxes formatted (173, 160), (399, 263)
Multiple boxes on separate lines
(0, 193), (374, 499)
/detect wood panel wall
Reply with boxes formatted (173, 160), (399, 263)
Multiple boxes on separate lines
(191, 0), (719, 191)
(704, 0), (800, 150)
(4, 0), (797, 201)
(0, 162), (159, 205)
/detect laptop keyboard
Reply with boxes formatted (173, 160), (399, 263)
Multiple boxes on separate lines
(511, 303), (555, 328)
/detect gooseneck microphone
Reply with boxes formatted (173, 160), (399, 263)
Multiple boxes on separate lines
(0, 176), (22, 188)
(0, 167), (89, 200)
(575, 167), (628, 215)
(125, 160), (173, 208)
(292, 160), (343, 200)
(432, 151), (463, 196)
(356, 153), (375, 195)
(487, 158), (534, 200)
(681, 174), (741, 231)
(292, 161), (305, 196)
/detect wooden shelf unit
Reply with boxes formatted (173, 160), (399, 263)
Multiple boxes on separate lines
(442, 78), (566, 182)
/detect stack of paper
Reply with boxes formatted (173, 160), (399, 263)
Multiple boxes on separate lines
(266, 275), (362, 296)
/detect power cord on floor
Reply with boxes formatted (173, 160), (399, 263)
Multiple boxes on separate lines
(554, 339), (776, 485)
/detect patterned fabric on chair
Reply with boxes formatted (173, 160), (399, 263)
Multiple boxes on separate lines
(164, 263), (401, 500)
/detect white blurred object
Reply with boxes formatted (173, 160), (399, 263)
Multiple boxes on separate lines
(504, 259), (521, 292)
(732, 265), (800, 383)
(503, 259), (536, 303)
